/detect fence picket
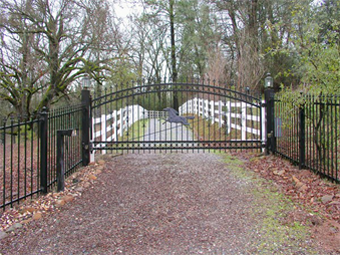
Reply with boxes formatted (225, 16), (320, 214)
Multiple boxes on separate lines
(275, 94), (340, 183)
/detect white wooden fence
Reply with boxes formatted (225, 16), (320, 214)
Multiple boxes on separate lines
(92, 105), (146, 154)
(179, 97), (266, 141)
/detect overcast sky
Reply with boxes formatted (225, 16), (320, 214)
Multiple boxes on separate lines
(112, 0), (143, 19)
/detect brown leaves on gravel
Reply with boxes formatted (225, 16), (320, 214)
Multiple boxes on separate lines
(0, 161), (103, 233)
(233, 151), (340, 253)
(238, 153), (340, 222)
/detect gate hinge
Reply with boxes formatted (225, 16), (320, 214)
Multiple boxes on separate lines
(82, 142), (93, 152)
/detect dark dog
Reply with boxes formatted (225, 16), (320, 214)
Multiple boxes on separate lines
(163, 107), (195, 125)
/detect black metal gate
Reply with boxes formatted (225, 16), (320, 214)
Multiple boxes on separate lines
(90, 80), (265, 153)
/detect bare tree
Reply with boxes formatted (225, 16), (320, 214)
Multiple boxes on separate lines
(210, 0), (298, 91)
(129, 14), (168, 82)
(0, 0), (46, 118)
(0, 0), (117, 117)
(204, 45), (228, 86)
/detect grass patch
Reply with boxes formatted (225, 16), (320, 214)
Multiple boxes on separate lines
(221, 153), (320, 254)
(251, 189), (316, 254)
(120, 118), (150, 142)
(187, 114), (260, 141)
(101, 119), (150, 151)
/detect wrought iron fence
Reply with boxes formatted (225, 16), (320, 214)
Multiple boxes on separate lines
(47, 105), (83, 189)
(275, 95), (339, 183)
(0, 116), (41, 210)
(2, 87), (339, 211)
(0, 104), (84, 210)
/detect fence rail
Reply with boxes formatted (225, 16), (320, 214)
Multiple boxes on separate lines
(275, 95), (340, 182)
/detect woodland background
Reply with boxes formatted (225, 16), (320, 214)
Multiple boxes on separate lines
(0, 0), (339, 118)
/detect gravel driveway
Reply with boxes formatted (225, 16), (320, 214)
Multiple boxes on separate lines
(144, 119), (193, 141)
(0, 153), (319, 254)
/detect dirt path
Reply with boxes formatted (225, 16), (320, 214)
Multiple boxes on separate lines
(0, 153), (324, 254)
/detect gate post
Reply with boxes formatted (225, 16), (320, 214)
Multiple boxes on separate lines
(264, 73), (276, 154)
(81, 89), (91, 166)
(57, 129), (73, 192)
(39, 107), (48, 194)
(299, 103), (306, 169)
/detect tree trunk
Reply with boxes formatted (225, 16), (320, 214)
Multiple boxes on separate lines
(169, 0), (178, 110)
